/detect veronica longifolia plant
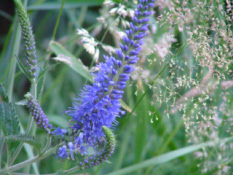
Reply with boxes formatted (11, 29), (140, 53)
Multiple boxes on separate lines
(55, 0), (155, 164)
(0, 0), (154, 174)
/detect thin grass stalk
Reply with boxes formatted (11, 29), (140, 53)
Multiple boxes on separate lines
(51, 0), (66, 41)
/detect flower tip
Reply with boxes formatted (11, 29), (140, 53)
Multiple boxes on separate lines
(24, 92), (33, 100)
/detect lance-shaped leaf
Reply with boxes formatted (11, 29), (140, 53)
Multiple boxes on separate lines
(15, 55), (31, 81)
(28, 0), (104, 10)
(0, 84), (20, 136)
(6, 134), (41, 152)
(49, 41), (93, 82)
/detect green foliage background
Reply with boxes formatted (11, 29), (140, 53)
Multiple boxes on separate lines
(0, 0), (233, 174)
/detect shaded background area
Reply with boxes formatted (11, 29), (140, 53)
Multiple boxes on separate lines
(0, 0), (15, 51)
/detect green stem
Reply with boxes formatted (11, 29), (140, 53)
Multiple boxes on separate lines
(26, 79), (37, 133)
(6, 16), (21, 102)
(5, 60), (15, 100)
(40, 136), (52, 155)
(78, 6), (87, 26)
(51, 0), (66, 41)
(6, 140), (11, 168)
(0, 147), (57, 175)
(0, 133), (4, 169)
(31, 79), (37, 97)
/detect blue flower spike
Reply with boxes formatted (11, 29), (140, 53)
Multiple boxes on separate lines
(57, 0), (155, 166)
(25, 93), (52, 133)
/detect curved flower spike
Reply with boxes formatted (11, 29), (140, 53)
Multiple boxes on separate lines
(78, 126), (116, 169)
(25, 93), (52, 133)
(57, 126), (116, 169)
(14, 0), (37, 79)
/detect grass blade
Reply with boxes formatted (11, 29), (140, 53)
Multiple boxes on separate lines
(28, 0), (104, 10)
(6, 135), (41, 152)
(106, 137), (233, 175)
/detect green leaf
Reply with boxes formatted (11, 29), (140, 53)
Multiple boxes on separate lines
(27, 0), (104, 10)
(6, 135), (41, 152)
(47, 115), (68, 128)
(15, 99), (27, 106)
(135, 90), (148, 163)
(56, 170), (67, 175)
(15, 55), (31, 81)
(49, 41), (93, 82)
(105, 137), (233, 175)
(0, 84), (20, 136)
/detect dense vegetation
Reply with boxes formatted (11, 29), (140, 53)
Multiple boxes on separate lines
(0, 0), (233, 174)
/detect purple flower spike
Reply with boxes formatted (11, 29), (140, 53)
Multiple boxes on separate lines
(57, 0), (154, 159)
(25, 93), (52, 133)
(15, 0), (38, 79)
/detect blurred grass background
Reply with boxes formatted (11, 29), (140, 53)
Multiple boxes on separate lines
(1, 0), (233, 174)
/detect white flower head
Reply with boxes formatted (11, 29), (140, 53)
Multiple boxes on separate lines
(77, 28), (100, 62)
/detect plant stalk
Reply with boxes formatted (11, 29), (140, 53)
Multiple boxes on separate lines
(0, 147), (57, 175)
